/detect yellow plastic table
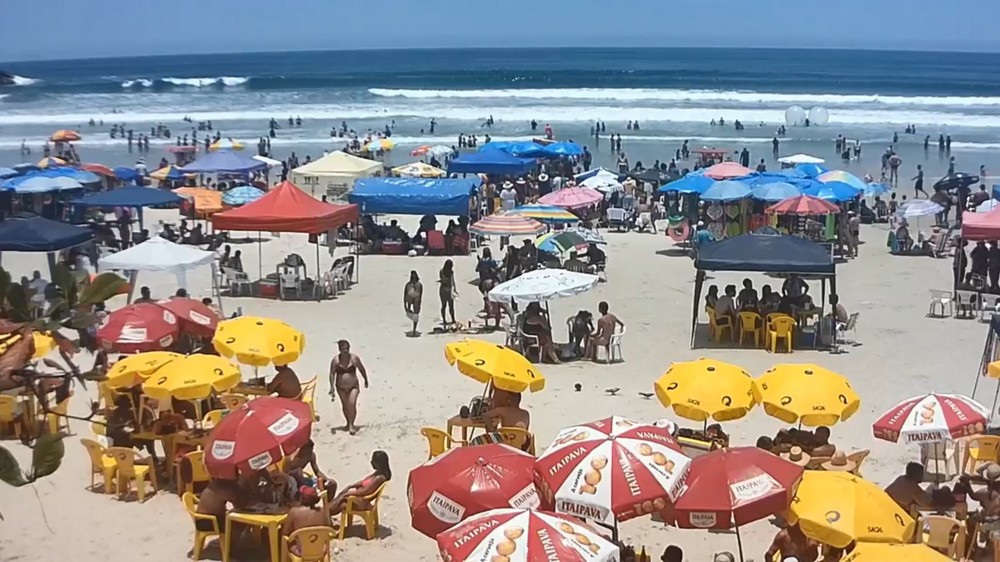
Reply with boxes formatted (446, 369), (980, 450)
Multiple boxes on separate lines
(223, 510), (287, 562)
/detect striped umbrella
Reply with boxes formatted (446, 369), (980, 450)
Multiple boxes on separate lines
(817, 170), (866, 191)
(80, 163), (115, 177)
(536, 231), (588, 254)
(470, 215), (546, 237)
(509, 204), (578, 224)
(209, 138), (244, 151)
(538, 187), (604, 210)
(150, 165), (191, 181)
(364, 138), (395, 152)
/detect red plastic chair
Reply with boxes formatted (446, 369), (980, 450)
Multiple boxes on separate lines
(426, 231), (446, 255)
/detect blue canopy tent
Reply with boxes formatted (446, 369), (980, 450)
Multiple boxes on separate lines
(0, 215), (95, 275)
(350, 177), (480, 215)
(541, 142), (583, 157)
(448, 150), (535, 176)
(70, 186), (184, 228)
(180, 150), (267, 174)
(479, 141), (546, 158)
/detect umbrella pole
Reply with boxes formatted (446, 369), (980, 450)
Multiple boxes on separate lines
(257, 232), (263, 287)
(735, 525), (746, 562)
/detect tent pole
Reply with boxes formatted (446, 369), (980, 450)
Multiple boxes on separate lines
(315, 237), (321, 301)
(691, 270), (705, 349)
(257, 232), (263, 285)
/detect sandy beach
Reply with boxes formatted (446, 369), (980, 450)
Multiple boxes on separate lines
(0, 205), (989, 560)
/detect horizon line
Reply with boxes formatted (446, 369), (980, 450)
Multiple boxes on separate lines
(4, 44), (1000, 66)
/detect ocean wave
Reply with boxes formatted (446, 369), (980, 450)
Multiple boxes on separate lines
(121, 76), (249, 90)
(369, 87), (1000, 108)
(9, 75), (40, 86)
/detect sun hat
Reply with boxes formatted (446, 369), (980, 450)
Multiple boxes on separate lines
(780, 446), (811, 467)
(502, 181), (513, 188)
(538, 173), (549, 182)
(984, 463), (1000, 481)
(821, 451), (857, 472)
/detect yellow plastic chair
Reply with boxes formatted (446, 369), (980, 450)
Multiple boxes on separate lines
(964, 435), (1000, 474)
(919, 514), (965, 558)
(201, 409), (226, 429)
(737, 311), (763, 347)
(846, 449), (870, 476)
(107, 446), (158, 502)
(282, 526), (336, 562)
(44, 396), (71, 435)
(81, 438), (118, 494)
(182, 491), (221, 561)
(766, 316), (796, 353)
(420, 427), (453, 459)
(219, 393), (248, 410)
(176, 450), (212, 496)
(497, 427), (536, 455)
(0, 395), (23, 439)
(298, 376), (319, 422)
(338, 482), (387, 540)
(90, 419), (107, 436)
(706, 308), (733, 343)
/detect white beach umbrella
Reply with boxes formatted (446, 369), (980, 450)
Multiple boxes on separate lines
(429, 145), (453, 157)
(580, 174), (623, 193)
(978, 199), (1000, 213)
(896, 199), (944, 219)
(777, 153), (825, 164)
(488, 269), (599, 305)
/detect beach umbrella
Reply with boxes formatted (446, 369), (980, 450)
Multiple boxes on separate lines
(565, 226), (606, 245)
(80, 163), (115, 177)
(409, 444), (539, 538)
(896, 199), (943, 219)
(785, 471), (915, 548)
(436, 508), (619, 562)
(444, 339), (545, 393)
(364, 138), (395, 152)
(150, 165), (190, 181)
(151, 298), (219, 339)
(114, 167), (139, 182)
(979, 199), (1000, 213)
(13, 163), (39, 174)
(104, 351), (182, 389)
(654, 358), (756, 423)
(934, 172), (980, 191)
(538, 187), (603, 209)
(863, 182), (891, 197)
(428, 145), (453, 157)
(0, 167), (19, 179)
(580, 174), (623, 193)
(0, 331), (58, 360)
(542, 141), (583, 156)
(204, 397), (313, 479)
(488, 269), (599, 305)
(575, 167), (619, 182)
(535, 231), (588, 254)
(660, 173), (714, 194)
(794, 163), (829, 178)
(392, 161), (446, 178)
(469, 215), (546, 237)
(772, 168), (808, 179)
(534, 416), (692, 524)
(2, 175), (83, 194)
(208, 138), (244, 151)
(840, 543), (951, 562)
(50, 129), (81, 142)
(872, 393), (989, 444)
(777, 154), (824, 165)
(36, 157), (66, 169)
(766, 195), (840, 216)
(750, 182), (801, 202)
(96, 303), (180, 353)
(221, 185), (266, 206)
(816, 170), (866, 191)
(753, 364), (861, 427)
(704, 162), (752, 180)
(803, 181), (861, 202)
(142, 354), (242, 402)
(700, 180), (751, 202)
(409, 145), (432, 157)
(630, 168), (666, 185)
(509, 204), (578, 224)
(212, 316), (305, 367)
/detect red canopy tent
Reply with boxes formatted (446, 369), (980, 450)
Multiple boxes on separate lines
(962, 209), (1000, 240)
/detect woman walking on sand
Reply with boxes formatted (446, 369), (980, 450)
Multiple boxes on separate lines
(329, 339), (369, 435)
(439, 259), (457, 326)
(403, 270), (422, 337)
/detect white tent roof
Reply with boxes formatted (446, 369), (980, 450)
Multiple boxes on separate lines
(777, 153), (825, 164)
(253, 154), (282, 168)
(488, 268), (599, 305)
(99, 236), (215, 274)
(292, 151), (382, 176)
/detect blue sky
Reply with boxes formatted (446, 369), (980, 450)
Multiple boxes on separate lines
(1, 0), (997, 61)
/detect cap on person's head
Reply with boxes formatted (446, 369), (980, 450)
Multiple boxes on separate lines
(985, 463), (1000, 482)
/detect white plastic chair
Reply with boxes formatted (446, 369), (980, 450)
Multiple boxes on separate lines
(279, 272), (301, 300)
(928, 289), (953, 317)
(606, 325), (626, 363)
(607, 208), (627, 231)
(980, 294), (1000, 322)
(955, 289), (981, 319)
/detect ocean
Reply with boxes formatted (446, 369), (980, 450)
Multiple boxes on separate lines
(3, 47), (1000, 177)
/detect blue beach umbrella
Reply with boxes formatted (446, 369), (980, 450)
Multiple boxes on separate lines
(816, 170), (866, 191)
(13, 163), (39, 174)
(751, 182), (802, 202)
(1, 175), (83, 194)
(0, 167), (18, 179)
(701, 180), (752, 202)
(795, 163), (830, 178)
(863, 182), (892, 197)
(542, 142), (583, 157)
(803, 181), (862, 202)
(660, 173), (714, 194)
(114, 167), (139, 182)
(772, 168), (808, 179)
(222, 185), (266, 206)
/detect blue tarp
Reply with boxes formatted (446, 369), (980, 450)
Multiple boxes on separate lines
(696, 233), (835, 275)
(350, 177), (480, 215)
(70, 186), (184, 208)
(0, 215), (94, 252)
(180, 150), (267, 173)
(448, 150), (535, 176)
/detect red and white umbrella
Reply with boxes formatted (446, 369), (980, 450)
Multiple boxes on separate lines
(872, 393), (989, 444)
(204, 397), (312, 479)
(409, 443), (540, 538)
(437, 508), (619, 562)
(152, 298), (219, 338)
(96, 303), (179, 353)
(534, 416), (691, 524)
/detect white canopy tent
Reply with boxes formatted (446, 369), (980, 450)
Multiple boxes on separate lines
(291, 150), (382, 198)
(252, 154), (282, 168)
(777, 153), (825, 164)
(99, 236), (216, 296)
(488, 269), (599, 305)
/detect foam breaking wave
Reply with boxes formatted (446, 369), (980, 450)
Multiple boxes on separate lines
(121, 76), (249, 89)
(10, 75), (40, 86)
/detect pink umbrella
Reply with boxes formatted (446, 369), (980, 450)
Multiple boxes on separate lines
(704, 162), (753, 180)
(538, 187), (603, 210)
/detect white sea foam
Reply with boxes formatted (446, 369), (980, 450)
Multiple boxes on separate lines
(369, 87), (1000, 107)
(121, 79), (153, 88)
(10, 75), (39, 86)
(120, 76), (249, 89)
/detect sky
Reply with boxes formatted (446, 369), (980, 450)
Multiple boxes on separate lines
(1, 0), (998, 62)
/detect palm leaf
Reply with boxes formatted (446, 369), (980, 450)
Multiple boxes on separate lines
(0, 445), (28, 487)
(5, 284), (30, 323)
(79, 273), (127, 306)
(29, 433), (64, 480)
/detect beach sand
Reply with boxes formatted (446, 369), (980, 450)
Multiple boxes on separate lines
(0, 210), (989, 561)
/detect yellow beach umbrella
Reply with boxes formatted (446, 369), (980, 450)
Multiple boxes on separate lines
(0, 331), (58, 360)
(213, 316), (305, 367)
(142, 354), (242, 401)
(364, 138), (395, 152)
(37, 157), (67, 168)
(753, 363), (860, 426)
(785, 471), (915, 548)
(842, 543), (950, 562)
(209, 138), (244, 151)
(105, 351), (182, 388)
(444, 339), (545, 393)
(654, 358), (755, 422)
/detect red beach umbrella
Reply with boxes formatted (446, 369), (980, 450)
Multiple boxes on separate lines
(533, 416), (691, 525)
(704, 162), (753, 180)
(96, 303), (180, 353)
(204, 397), (312, 479)
(152, 298), (219, 338)
(872, 393), (990, 444)
(766, 194), (841, 216)
(408, 443), (540, 538)
(436, 508), (619, 562)
(80, 163), (115, 177)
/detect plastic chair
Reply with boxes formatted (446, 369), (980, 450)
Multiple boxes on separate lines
(928, 289), (954, 317)
(767, 316), (796, 353)
(80, 438), (117, 494)
(845, 449), (870, 476)
(201, 409), (225, 429)
(426, 230), (446, 255)
(298, 376), (319, 421)
(707, 308), (733, 343)
(420, 427), (453, 459)
(737, 311), (763, 347)
(963, 435), (1000, 474)
(107, 446), (159, 502)
(921, 442), (960, 483)
(219, 393), (248, 410)
(282, 526), (336, 562)
(605, 325), (626, 363)
(177, 450), (212, 496)
(919, 514), (965, 558)
(497, 427), (536, 455)
(45, 396), (71, 435)
(338, 482), (387, 540)
(182, 491), (221, 561)
(0, 395), (23, 439)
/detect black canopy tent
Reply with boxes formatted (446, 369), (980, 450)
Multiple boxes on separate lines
(691, 234), (837, 348)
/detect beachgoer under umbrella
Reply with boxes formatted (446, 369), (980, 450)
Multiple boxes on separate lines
(885, 462), (935, 513)
(267, 363), (302, 399)
(281, 487), (331, 556)
(328, 450), (391, 517)
(285, 439), (333, 492)
(329, 339), (369, 435)
(522, 302), (560, 364)
(764, 522), (820, 562)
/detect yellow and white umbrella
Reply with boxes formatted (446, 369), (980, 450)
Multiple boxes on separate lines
(392, 161), (446, 178)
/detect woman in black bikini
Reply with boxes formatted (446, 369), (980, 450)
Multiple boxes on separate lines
(439, 259), (457, 325)
(329, 339), (369, 435)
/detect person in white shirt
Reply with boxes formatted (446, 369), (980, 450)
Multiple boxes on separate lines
(499, 181), (517, 212)
(28, 270), (49, 311)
